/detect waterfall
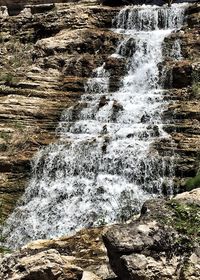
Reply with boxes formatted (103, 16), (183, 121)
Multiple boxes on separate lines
(3, 4), (187, 249)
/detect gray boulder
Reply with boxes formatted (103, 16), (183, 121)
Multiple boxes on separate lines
(103, 190), (200, 280)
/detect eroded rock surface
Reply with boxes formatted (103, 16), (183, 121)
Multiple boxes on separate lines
(1, 190), (199, 280)
(157, 3), (200, 190)
(103, 189), (200, 280)
(0, 249), (84, 280)
(0, 0), (199, 251)
(0, 0), (121, 219)
(0, 227), (117, 280)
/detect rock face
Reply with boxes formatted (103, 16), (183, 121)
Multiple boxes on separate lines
(0, 0), (199, 243)
(0, 1), (78, 15)
(103, 189), (200, 280)
(100, 0), (199, 7)
(0, 227), (117, 280)
(0, 1), (199, 279)
(1, 190), (199, 280)
(21, 227), (116, 279)
(159, 4), (200, 190)
(0, 0), (121, 220)
(0, 249), (83, 280)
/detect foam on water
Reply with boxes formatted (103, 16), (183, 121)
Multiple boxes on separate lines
(3, 4), (187, 249)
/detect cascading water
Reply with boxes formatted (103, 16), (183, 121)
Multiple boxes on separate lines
(3, 4), (187, 249)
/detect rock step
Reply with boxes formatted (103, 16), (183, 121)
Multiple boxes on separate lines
(0, 86), (81, 99)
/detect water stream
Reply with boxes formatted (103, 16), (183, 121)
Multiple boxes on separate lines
(3, 4), (186, 249)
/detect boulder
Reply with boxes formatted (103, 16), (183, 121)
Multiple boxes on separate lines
(0, 249), (83, 280)
(17, 227), (116, 280)
(103, 191), (200, 280)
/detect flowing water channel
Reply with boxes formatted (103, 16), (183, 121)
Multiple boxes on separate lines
(3, 4), (186, 249)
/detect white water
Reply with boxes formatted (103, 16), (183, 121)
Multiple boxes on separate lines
(3, 4), (186, 249)
(171, 39), (183, 60)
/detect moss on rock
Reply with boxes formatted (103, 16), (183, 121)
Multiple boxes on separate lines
(185, 173), (200, 191)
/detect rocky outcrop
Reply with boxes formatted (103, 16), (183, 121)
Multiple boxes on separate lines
(0, 227), (117, 280)
(156, 3), (200, 190)
(1, 190), (199, 280)
(0, 1), (80, 15)
(0, 0), (121, 220)
(0, 249), (84, 280)
(0, 0), (199, 236)
(103, 188), (200, 280)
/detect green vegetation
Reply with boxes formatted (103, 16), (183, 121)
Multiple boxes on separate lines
(0, 36), (33, 88)
(0, 131), (11, 142)
(0, 73), (18, 85)
(13, 121), (24, 131)
(167, 200), (200, 239)
(192, 82), (200, 95)
(185, 173), (200, 191)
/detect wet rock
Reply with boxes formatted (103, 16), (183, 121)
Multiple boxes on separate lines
(141, 113), (150, 123)
(98, 96), (109, 108)
(104, 56), (126, 77)
(111, 100), (124, 121)
(104, 56), (126, 91)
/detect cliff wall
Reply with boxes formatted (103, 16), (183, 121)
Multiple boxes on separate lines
(0, 2), (199, 279)
(0, 0), (120, 218)
(0, 0), (76, 5)
(0, 0), (199, 222)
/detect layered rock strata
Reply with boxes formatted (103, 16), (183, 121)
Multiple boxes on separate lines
(160, 4), (200, 188)
(0, 0), (199, 223)
(0, 0), (120, 219)
(0, 2), (199, 279)
(0, 227), (117, 280)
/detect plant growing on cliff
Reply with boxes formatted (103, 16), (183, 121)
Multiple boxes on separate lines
(185, 173), (200, 191)
(167, 200), (200, 239)
(0, 72), (18, 86)
(192, 83), (200, 96)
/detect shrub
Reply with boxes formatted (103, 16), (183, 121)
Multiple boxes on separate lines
(0, 73), (15, 85)
(185, 173), (200, 191)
